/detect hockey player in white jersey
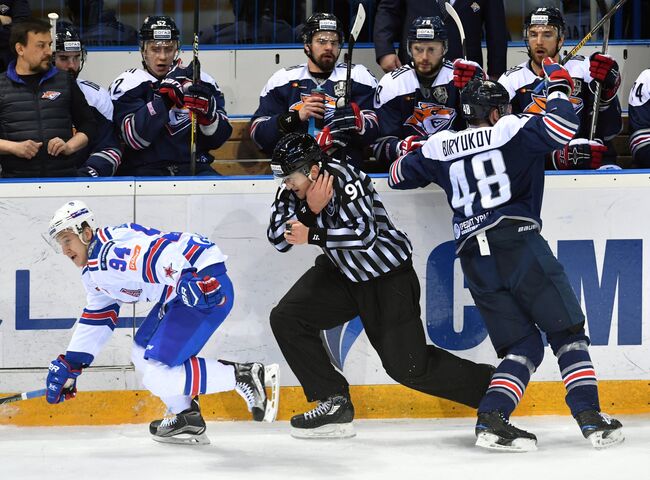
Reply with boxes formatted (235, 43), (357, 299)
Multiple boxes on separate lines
(108, 16), (232, 176)
(53, 22), (122, 176)
(45, 201), (279, 444)
(498, 7), (622, 170)
(629, 69), (650, 168)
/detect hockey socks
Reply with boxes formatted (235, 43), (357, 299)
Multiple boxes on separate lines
(477, 354), (533, 418)
(555, 340), (600, 416)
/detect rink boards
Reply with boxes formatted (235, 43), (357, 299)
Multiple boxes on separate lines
(0, 173), (648, 425)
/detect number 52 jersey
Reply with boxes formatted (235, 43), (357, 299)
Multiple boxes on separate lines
(387, 93), (579, 252)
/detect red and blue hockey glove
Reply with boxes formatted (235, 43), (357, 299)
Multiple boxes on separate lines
(589, 52), (620, 103)
(396, 135), (427, 156)
(552, 138), (606, 170)
(177, 270), (225, 309)
(185, 83), (219, 125)
(46, 355), (82, 404)
(158, 63), (191, 109)
(327, 102), (364, 135)
(542, 57), (574, 97)
(453, 59), (486, 89)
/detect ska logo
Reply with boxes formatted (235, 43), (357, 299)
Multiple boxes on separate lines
(523, 92), (583, 115)
(405, 101), (457, 136)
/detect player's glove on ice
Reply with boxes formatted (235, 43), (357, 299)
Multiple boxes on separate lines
(327, 102), (365, 135)
(589, 52), (621, 104)
(542, 57), (574, 97)
(177, 270), (225, 309)
(185, 83), (219, 125)
(453, 59), (486, 89)
(552, 138), (606, 170)
(46, 355), (82, 404)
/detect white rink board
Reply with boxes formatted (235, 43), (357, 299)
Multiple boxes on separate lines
(0, 172), (648, 392)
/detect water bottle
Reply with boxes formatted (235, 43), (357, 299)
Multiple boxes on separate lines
(307, 85), (326, 137)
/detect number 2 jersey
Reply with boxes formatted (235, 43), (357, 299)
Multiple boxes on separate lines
(387, 92), (579, 252)
(498, 57), (622, 144)
(65, 223), (227, 365)
(628, 69), (650, 166)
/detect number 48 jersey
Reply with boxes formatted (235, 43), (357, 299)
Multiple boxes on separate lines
(388, 93), (579, 252)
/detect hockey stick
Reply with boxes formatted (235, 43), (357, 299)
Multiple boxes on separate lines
(437, 0), (466, 59)
(589, 0), (612, 140)
(0, 388), (46, 405)
(189, 0), (200, 176)
(48, 13), (59, 54)
(341, 3), (367, 107)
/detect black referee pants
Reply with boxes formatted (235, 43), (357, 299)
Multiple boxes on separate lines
(270, 255), (492, 407)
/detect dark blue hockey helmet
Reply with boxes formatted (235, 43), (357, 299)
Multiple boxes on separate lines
(524, 7), (565, 40)
(460, 79), (510, 124)
(407, 16), (448, 55)
(139, 15), (180, 46)
(54, 21), (86, 73)
(301, 12), (345, 44)
(271, 133), (324, 180)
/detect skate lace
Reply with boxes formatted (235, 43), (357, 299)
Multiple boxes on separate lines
(159, 415), (178, 428)
(304, 399), (332, 420)
(236, 381), (257, 408)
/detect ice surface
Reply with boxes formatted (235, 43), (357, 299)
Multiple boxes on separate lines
(0, 415), (647, 480)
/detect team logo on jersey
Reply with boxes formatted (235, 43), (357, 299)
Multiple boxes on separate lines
(0, 5), (9, 15)
(523, 93), (583, 115)
(120, 288), (143, 298)
(432, 86), (448, 104)
(334, 80), (347, 100)
(164, 263), (177, 279)
(471, 2), (480, 13)
(405, 101), (457, 135)
(573, 78), (583, 96)
(165, 108), (191, 135)
(290, 92), (337, 122)
(41, 91), (61, 100)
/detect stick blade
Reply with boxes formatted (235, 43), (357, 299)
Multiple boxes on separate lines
(350, 4), (366, 43)
(445, 3), (466, 40)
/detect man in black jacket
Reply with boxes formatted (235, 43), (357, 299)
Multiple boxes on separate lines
(373, 0), (507, 79)
(0, 19), (96, 177)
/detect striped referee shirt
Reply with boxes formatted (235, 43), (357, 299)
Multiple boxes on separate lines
(267, 159), (413, 282)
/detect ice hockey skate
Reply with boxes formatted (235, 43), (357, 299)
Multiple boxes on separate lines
(224, 361), (280, 422)
(149, 397), (209, 445)
(475, 411), (537, 452)
(575, 410), (624, 449)
(291, 394), (355, 439)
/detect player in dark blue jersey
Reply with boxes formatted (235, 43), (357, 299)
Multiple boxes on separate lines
(629, 69), (650, 167)
(498, 7), (622, 170)
(373, 16), (482, 167)
(250, 13), (379, 169)
(109, 16), (232, 176)
(53, 22), (122, 176)
(389, 60), (623, 451)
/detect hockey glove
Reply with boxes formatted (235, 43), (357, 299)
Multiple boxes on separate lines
(177, 270), (225, 309)
(77, 166), (99, 177)
(316, 126), (351, 154)
(589, 52), (620, 103)
(327, 102), (365, 136)
(46, 355), (82, 404)
(158, 77), (186, 109)
(396, 135), (427, 156)
(185, 83), (219, 125)
(542, 57), (574, 98)
(453, 59), (486, 89)
(552, 138), (606, 170)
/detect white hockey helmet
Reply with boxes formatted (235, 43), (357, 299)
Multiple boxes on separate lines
(48, 200), (96, 244)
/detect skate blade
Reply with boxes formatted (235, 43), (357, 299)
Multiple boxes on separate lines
(152, 432), (211, 445)
(263, 364), (280, 423)
(475, 432), (537, 452)
(589, 429), (625, 449)
(290, 422), (355, 439)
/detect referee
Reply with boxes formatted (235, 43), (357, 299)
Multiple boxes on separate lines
(268, 133), (494, 439)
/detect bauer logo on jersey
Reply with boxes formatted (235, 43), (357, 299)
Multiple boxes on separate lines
(41, 91), (62, 101)
(405, 101), (457, 135)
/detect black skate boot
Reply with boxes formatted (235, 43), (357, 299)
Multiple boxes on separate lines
(220, 361), (279, 422)
(475, 411), (537, 452)
(150, 397), (209, 445)
(291, 394), (355, 439)
(575, 410), (624, 449)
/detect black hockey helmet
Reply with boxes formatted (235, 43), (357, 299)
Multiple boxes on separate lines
(301, 12), (345, 44)
(271, 133), (324, 179)
(407, 16), (448, 54)
(54, 21), (86, 72)
(139, 15), (180, 47)
(460, 79), (510, 123)
(524, 7), (565, 40)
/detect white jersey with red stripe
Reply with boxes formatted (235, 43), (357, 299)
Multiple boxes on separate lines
(629, 69), (650, 164)
(66, 223), (227, 362)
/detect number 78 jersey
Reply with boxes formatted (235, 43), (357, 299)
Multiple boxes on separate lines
(388, 93), (579, 252)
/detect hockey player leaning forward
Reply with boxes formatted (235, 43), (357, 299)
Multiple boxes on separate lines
(267, 132), (494, 439)
(388, 60), (624, 451)
(109, 16), (232, 176)
(45, 201), (279, 444)
(498, 7), (622, 171)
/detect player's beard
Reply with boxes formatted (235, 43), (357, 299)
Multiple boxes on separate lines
(314, 52), (337, 73)
(414, 59), (441, 79)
